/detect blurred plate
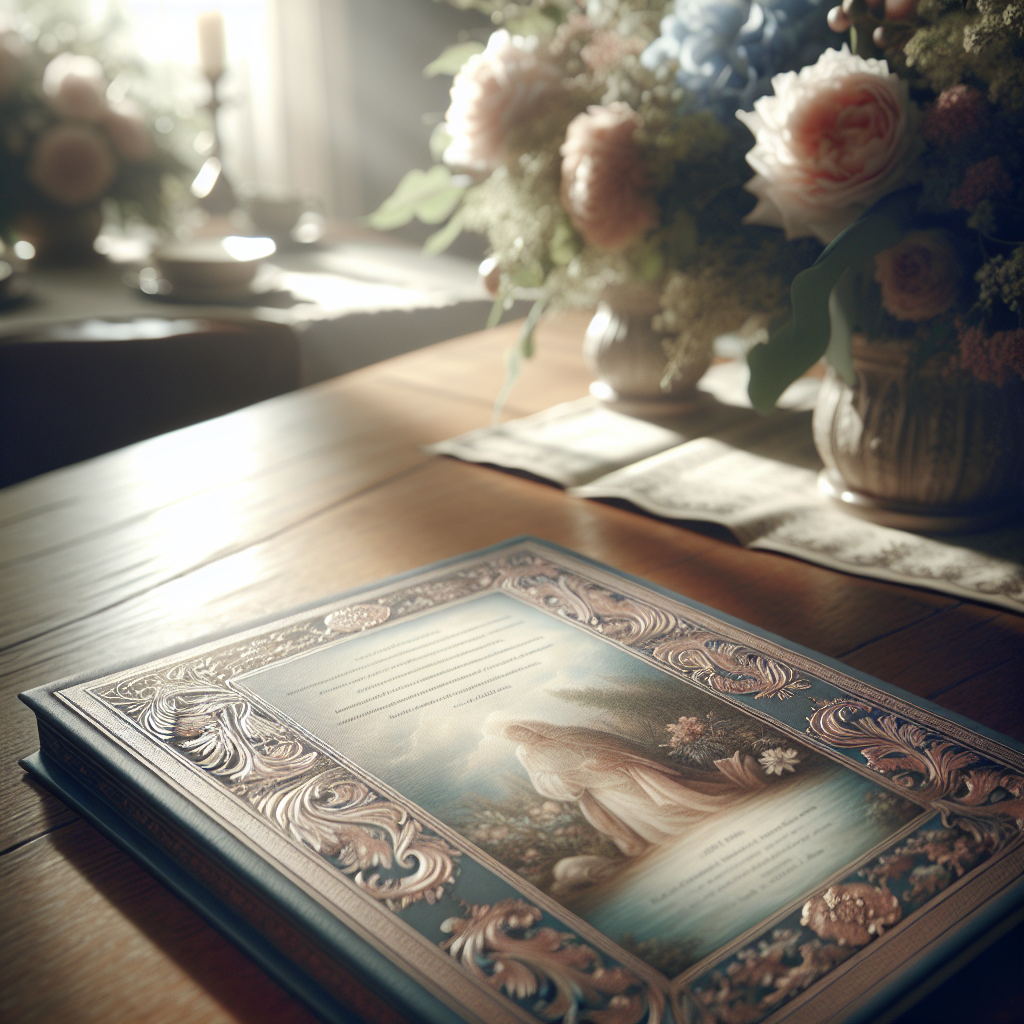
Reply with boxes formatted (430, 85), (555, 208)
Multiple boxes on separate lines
(122, 263), (292, 306)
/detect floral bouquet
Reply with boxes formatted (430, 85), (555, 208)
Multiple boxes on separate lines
(376, 0), (1022, 426)
(0, 4), (185, 260)
(370, 0), (835, 393)
(737, 0), (1024, 411)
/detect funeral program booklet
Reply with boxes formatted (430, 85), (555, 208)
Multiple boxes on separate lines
(21, 538), (1024, 1024)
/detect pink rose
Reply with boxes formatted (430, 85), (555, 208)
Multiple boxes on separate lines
(560, 102), (656, 252)
(873, 230), (960, 322)
(27, 124), (117, 206)
(737, 46), (922, 244)
(443, 30), (559, 172)
(42, 53), (108, 121)
(102, 101), (155, 162)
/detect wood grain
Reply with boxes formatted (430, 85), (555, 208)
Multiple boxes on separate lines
(0, 821), (320, 1024)
(2, 309), (1020, 1024)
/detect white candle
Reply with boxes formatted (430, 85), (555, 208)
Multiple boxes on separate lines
(197, 11), (226, 78)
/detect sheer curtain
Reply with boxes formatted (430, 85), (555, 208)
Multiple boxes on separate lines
(249, 0), (360, 217)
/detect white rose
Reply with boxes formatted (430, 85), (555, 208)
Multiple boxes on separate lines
(736, 46), (922, 244)
(443, 30), (559, 172)
(42, 53), (108, 121)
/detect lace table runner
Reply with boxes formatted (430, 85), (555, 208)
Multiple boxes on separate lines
(427, 363), (1024, 613)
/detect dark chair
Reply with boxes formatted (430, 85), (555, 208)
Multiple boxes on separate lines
(0, 317), (300, 487)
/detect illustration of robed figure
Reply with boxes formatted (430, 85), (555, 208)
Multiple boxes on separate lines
(503, 721), (742, 857)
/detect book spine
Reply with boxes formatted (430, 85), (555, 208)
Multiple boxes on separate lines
(35, 719), (411, 1024)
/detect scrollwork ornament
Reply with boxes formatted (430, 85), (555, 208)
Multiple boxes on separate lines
(97, 673), (459, 911)
(253, 768), (460, 910)
(440, 899), (664, 1024)
(651, 632), (811, 699)
(807, 699), (1024, 842)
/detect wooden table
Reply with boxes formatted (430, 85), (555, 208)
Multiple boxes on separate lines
(1, 313), (1021, 1024)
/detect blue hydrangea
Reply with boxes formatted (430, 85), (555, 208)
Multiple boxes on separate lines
(642, 0), (836, 115)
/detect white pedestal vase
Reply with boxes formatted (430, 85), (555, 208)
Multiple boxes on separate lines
(582, 286), (712, 417)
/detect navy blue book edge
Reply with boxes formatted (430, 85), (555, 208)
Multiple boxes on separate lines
(19, 537), (1024, 1024)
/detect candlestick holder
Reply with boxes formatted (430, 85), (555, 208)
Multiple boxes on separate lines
(191, 70), (236, 215)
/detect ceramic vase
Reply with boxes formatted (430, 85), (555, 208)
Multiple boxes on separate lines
(15, 206), (103, 266)
(583, 285), (712, 416)
(812, 332), (1024, 532)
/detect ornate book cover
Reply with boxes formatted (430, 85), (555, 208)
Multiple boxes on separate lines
(20, 538), (1024, 1024)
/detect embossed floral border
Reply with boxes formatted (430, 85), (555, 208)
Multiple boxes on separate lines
(57, 540), (1023, 1024)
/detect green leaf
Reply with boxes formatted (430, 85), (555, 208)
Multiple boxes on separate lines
(493, 293), (549, 423)
(423, 42), (484, 78)
(429, 122), (453, 163)
(746, 190), (918, 413)
(824, 268), (857, 385)
(506, 13), (557, 35)
(365, 166), (468, 229)
(548, 219), (579, 266)
(486, 288), (509, 330)
(423, 210), (466, 255)
(634, 245), (665, 282)
(510, 259), (546, 289)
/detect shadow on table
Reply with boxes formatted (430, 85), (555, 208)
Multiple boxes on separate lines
(0, 317), (300, 488)
(46, 810), (320, 1024)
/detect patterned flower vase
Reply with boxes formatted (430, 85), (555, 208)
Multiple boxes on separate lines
(15, 206), (104, 266)
(812, 332), (1024, 533)
(583, 284), (712, 417)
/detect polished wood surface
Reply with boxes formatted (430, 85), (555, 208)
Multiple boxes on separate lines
(1, 311), (1021, 1024)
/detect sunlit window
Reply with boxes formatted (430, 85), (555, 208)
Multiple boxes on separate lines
(119, 0), (268, 187)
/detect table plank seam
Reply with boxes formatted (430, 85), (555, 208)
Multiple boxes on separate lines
(926, 656), (1022, 700)
(835, 602), (961, 659)
(0, 814), (78, 859)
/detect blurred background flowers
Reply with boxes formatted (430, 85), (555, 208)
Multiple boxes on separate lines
(0, 1), (187, 257)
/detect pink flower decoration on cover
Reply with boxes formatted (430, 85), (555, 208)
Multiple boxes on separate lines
(443, 30), (559, 172)
(873, 230), (960, 322)
(42, 53), (108, 121)
(737, 46), (922, 244)
(560, 102), (656, 252)
(27, 123), (116, 206)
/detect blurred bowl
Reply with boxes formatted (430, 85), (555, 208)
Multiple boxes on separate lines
(152, 236), (276, 293)
(245, 195), (305, 237)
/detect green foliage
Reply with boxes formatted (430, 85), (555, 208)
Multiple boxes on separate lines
(423, 42), (484, 78)
(747, 191), (919, 413)
(903, 0), (1024, 109)
(493, 292), (549, 421)
(977, 247), (1024, 315)
(423, 209), (467, 254)
(547, 218), (579, 266)
(365, 165), (468, 230)
(0, 0), (192, 233)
